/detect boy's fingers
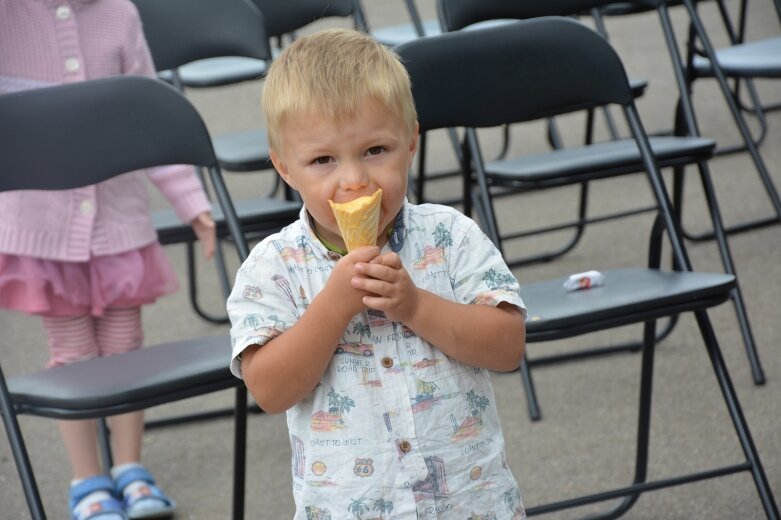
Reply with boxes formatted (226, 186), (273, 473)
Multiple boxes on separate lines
(348, 245), (381, 262)
(368, 252), (401, 267)
(355, 262), (397, 284)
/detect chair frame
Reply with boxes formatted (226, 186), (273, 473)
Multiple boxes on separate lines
(0, 76), (252, 520)
(396, 17), (779, 518)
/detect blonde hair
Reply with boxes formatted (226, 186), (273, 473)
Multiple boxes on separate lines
(262, 28), (417, 150)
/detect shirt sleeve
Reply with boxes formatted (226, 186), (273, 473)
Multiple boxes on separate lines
(146, 165), (211, 224)
(449, 217), (527, 318)
(226, 239), (303, 378)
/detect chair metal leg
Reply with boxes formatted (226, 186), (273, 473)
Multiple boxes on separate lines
(693, 309), (780, 519)
(713, 77), (769, 157)
(690, 161), (766, 384)
(186, 240), (230, 325)
(97, 418), (113, 472)
(232, 386), (248, 520)
(570, 320), (658, 520)
(661, 3), (767, 385)
(414, 132), (428, 204)
(672, 161), (766, 385)
(518, 355), (541, 421)
(0, 365), (46, 520)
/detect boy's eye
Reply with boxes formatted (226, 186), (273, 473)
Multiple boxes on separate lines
(367, 146), (384, 156)
(312, 156), (332, 165)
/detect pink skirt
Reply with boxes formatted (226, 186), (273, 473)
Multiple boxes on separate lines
(0, 243), (179, 317)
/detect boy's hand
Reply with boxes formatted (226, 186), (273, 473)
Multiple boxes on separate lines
(353, 252), (419, 323)
(191, 212), (216, 260)
(324, 246), (381, 321)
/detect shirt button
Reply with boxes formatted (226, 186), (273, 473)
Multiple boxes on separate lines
(65, 57), (80, 72)
(399, 440), (412, 453)
(79, 200), (94, 215)
(56, 5), (72, 20)
(381, 356), (394, 368)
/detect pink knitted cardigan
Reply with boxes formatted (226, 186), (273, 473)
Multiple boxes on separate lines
(0, 0), (211, 261)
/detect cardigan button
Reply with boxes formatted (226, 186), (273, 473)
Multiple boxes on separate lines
(65, 57), (80, 72)
(56, 5), (72, 20)
(79, 200), (94, 216)
(399, 440), (412, 453)
(381, 357), (394, 369)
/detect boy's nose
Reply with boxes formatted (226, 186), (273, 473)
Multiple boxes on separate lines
(339, 162), (369, 190)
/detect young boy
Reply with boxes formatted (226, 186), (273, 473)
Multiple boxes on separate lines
(227, 28), (527, 519)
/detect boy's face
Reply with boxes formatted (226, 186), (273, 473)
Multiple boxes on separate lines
(270, 98), (418, 251)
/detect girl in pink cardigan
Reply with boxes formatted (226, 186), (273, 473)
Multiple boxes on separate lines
(0, 1), (216, 519)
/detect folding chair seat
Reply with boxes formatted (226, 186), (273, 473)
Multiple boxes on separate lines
(0, 76), (252, 520)
(435, 0), (767, 399)
(132, 0), (301, 324)
(396, 17), (779, 518)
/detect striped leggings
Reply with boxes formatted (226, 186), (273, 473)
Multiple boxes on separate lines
(42, 307), (143, 368)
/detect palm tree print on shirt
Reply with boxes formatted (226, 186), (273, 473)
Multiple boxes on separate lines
(310, 388), (355, 432)
(481, 268), (516, 291)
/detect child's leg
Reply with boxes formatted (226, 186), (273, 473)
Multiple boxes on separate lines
(94, 307), (144, 465)
(96, 307), (175, 518)
(43, 315), (126, 518)
(42, 314), (103, 479)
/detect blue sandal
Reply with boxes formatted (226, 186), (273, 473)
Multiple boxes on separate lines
(70, 475), (127, 520)
(114, 466), (176, 519)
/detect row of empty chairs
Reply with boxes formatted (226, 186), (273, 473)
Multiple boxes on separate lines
(1, 0), (778, 518)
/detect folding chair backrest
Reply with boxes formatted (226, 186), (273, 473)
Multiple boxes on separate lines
(398, 17), (635, 132)
(438, 0), (588, 29)
(437, 0), (663, 31)
(0, 76), (216, 191)
(131, 0), (271, 71)
(252, 0), (368, 38)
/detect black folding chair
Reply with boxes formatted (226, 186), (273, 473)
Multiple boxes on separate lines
(434, 0), (767, 418)
(674, 0), (781, 239)
(167, 0), (369, 176)
(683, 0), (781, 156)
(401, 1), (649, 207)
(396, 18), (779, 518)
(593, 0), (781, 239)
(132, 0), (301, 325)
(0, 76), (252, 520)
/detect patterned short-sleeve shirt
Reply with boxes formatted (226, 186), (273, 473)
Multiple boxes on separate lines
(228, 200), (527, 519)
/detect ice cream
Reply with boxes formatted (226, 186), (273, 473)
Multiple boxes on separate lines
(329, 188), (383, 252)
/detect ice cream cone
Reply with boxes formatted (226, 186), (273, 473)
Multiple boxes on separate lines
(329, 188), (383, 252)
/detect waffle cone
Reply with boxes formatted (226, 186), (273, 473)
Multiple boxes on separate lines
(329, 188), (383, 252)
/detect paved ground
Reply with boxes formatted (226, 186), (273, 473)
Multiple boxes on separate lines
(1, 1), (779, 518)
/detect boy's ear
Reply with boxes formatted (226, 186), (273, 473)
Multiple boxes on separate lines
(270, 149), (295, 190)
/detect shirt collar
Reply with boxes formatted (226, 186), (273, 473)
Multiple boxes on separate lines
(300, 198), (409, 260)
